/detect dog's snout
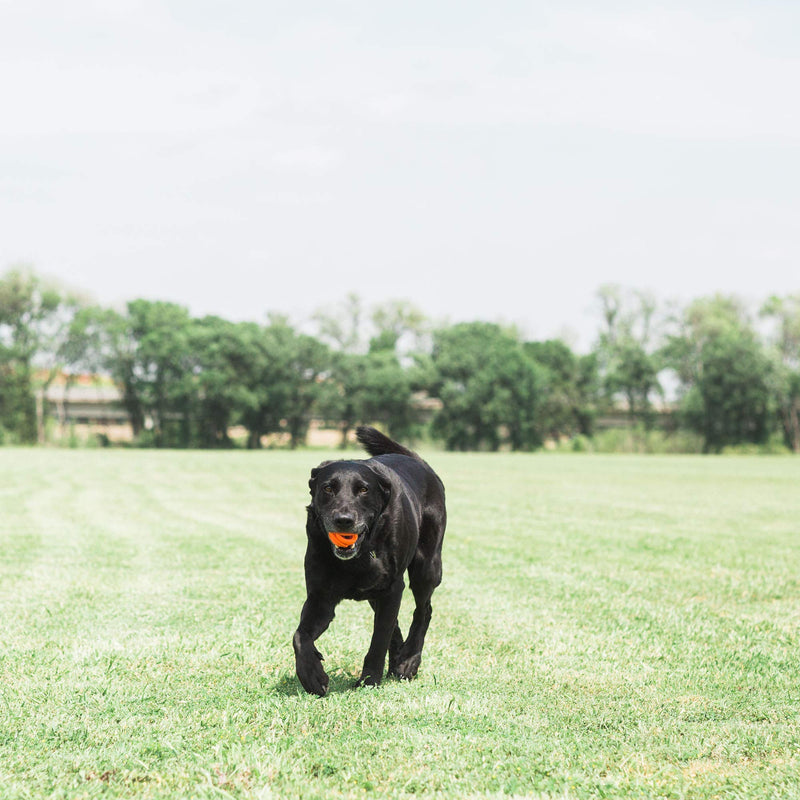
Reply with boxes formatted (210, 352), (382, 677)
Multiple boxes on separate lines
(333, 513), (355, 531)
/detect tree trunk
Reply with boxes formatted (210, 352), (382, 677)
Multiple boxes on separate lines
(36, 390), (45, 445)
(340, 422), (351, 449)
(787, 398), (800, 453)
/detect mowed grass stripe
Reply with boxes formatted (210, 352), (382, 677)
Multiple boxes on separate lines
(1, 449), (799, 799)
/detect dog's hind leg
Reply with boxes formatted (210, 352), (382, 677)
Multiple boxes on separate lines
(388, 621), (404, 674)
(391, 550), (442, 680)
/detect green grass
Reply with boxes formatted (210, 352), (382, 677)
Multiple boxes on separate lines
(1, 449), (799, 799)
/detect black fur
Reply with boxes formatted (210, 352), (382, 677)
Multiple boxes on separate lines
(293, 426), (446, 696)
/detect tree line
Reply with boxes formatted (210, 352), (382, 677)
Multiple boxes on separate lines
(1, 268), (799, 453)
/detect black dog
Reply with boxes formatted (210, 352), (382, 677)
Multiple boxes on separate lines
(293, 426), (446, 696)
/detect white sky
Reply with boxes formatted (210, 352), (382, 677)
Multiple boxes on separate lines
(1, 0), (798, 350)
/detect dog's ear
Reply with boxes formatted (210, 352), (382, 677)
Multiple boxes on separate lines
(378, 474), (391, 504)
(308, 462), (334, 495)
(366, 464), (392, 505)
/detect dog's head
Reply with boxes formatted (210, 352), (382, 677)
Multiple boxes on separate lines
(308, 461), (391, 561)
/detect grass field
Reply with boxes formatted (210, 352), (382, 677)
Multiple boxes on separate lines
(1, 448), (799, 799)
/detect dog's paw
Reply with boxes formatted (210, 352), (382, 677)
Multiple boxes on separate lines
(392, 653), (421, 680)
(296, 654), (330, 697)
(356, 670), (382, 688)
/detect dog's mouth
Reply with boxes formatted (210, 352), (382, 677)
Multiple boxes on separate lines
(328, 531), (363, 560)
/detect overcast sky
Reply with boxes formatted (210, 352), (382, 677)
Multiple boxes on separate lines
(1, 1), (798, 349)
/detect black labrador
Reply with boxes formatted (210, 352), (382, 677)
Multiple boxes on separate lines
(293, 426), (446, 696)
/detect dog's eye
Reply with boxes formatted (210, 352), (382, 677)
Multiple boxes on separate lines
(323, 485), (334, 495)
(358, 486), (369, 495)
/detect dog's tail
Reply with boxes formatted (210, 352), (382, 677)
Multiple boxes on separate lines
(356, 426), (419, 460)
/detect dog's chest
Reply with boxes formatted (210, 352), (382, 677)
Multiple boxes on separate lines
(343, 553), (396, 600)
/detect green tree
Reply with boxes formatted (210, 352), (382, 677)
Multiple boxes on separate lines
(84, 306), (146, 438)
(369, 299), (428, 355)
(575, 352), (601, 436)
(316, 349), (414, 447)
(190, 316), (253, 447)
(235, 318), (330, 449)
(103, 300), (195, 446)
(604, 340), (661, 426)
(0, 268), (67, 442)
(312, 292), (364, 352)
(282, 328), (331, 448)
(261, 316), (330, 449)
(429, 322), (544, 451)
(761, 294), (800, 452)
(594, 285), (662, 427)
(311, 296), (425, 445)
(232, 322), (282, 449)
(524, 339), (600, 440)
(663, 295), (773, 452)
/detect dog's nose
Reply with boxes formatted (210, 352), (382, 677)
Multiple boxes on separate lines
(333, 513), (355, 531)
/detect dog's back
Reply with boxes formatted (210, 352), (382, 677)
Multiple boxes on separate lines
(356, 426), (445, 509)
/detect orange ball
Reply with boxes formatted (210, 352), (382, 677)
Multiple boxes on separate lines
(328, 532), (358, 548)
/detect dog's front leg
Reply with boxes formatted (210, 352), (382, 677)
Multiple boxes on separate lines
(293, 594), (336, 696)
(358, 579), (405, 687)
